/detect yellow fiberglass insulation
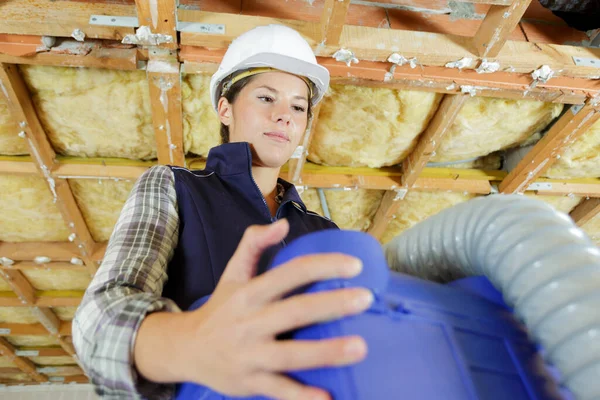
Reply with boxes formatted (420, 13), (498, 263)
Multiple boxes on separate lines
(380, 191), (477, 245)
(0, 307), (38, 324)
(308, 85), (442, 167)
(525, 194), (582, 215)
(19, 65), (156, 160)
(0, 92), (28, 155)
(6, 335), (59, 347)
(70, 178), (135, 242)
(54, 307), (79, 321)
(0, 174), (70, 242)
(21, 268), (91, 291)
(431, 97), (563, 162)
(182, 74), (222, 157)
(545, 118), (600, 178)
(299, 188), (384, 231)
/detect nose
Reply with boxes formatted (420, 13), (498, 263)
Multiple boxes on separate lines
(271, 101), (291, 125)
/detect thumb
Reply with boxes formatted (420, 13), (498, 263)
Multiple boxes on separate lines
(221, 219), (290, 283)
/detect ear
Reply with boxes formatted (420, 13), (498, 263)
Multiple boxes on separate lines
(217, 97), (233, 126)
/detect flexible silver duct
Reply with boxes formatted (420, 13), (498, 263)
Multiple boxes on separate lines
(383, 194), (600, 400)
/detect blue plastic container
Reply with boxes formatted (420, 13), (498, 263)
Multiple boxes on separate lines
(175, 230), (570, 400)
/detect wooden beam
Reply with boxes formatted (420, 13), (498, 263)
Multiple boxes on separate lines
(500, 102), (600, 194)
(0, 242), (100, 263)
(135, 0), (178, 49)
(0, 0), (136, 40)
(147, 51), (185, 166)
(0, 374), (88, 385)
(0, 337), (47, 383)
(570, 198), (600, 227)
(14, 347), (68, 358)
(0, 63), (98, 275)
(473, 0), (532, 58)
(178, 11), (600, 80)
(0, 269), (35, 305)
(0, 322), (71, 337)
(367, 190), (407, 240)
(181, 48), (600, 104)
(321, 0), (351, 46)
(401, 94), (468, 188)
(288, 104), (322, 184)
(0, 40), (139, 71)
(0, 34), (45, 57)
(0, 293), (82, 308)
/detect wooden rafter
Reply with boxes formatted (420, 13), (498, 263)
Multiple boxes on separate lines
(500, 101), (600, 194)
(288, 104), (322, 184)
(135, 0), (178, 49)
(0, 374), (88, 385)
(0, 322), (71, 336)
(367, 190), (407, 241)
(177, 11), (600, 79)
(401, 94), (469, 188)
(147, 50), (185, 166)
(0, 63), (98, 276)
(0, 337), (47, 382)
(570, 198), (600, 227)
(0, 242), (101, 263)
(321, 0), (351, 46)
(472, 0), (533, 58)
(181, 48), (600, 104)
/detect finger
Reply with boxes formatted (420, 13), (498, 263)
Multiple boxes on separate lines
(256, 336), (368, 372)
(245, 253), (363, 305)
(221, 219), (290, 283)
(249, 372), (331, 400)
(251, 288), (374, 337)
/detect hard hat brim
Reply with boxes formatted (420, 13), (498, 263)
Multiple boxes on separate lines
(210, 52), (330, 112)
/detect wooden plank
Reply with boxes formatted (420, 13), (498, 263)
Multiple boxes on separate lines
(147, 52), (185, 166)
(0, 42), (139, 71)
(0, 374), (88, 385)
(288, 104), (322, 184)
(401, 94), (468, 188)
(367, 190), (406, 240)
(181, 48), (600, 104)
(0, 34), (45, 57)
(0, 64), (98, 275)
(0, 269), (36, 304)
(0, 0), (136, 40)
(178, 11), (600, 80)
(570, 198), (600, 227)
(0, 337), (47, 382)
(473, 0), (532, 58)
(500, 102), (600, 194)
(321, 0), (351, 46)
(135, 0), (177, 49)
(0, 242), (94, 263)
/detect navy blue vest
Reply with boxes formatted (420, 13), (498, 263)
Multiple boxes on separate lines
(162, 142), (338, 310)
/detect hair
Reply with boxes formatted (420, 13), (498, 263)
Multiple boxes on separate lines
(219, 74), (313, 144)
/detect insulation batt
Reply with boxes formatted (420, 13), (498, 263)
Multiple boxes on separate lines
(19, 65), (157, 160)
(0, 93), (28, 155)
(545, 118), (600, 178)
(431, 97), (563, 162)
(300, 188), (384, 231)
(70, 179), (135, 241)
(308, 84), (442, 168)
(5, 335), (60, 347)
(21, 268), (91, 291)
(0, 174), (70, 241)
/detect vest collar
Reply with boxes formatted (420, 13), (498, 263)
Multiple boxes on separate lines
(205, 142), (306, 211)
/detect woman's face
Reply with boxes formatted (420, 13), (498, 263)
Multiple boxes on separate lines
(218, 71), (310, 168)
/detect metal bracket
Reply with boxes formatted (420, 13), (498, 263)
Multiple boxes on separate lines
(0, 328), (10, 335)
(572, 56), (600, 68)
(89, 15), (139, 27)
(527, 182), (553, 191)
(571, 104), (584, 115)
(15, 350), (39, 357)
(37, 367), (58, 374)
(393, 188), (408, 201)
(177, 22), (225, 34)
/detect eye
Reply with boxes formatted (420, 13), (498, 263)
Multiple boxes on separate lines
(293, 105), (306, 113)
(258, 96), (273, 103)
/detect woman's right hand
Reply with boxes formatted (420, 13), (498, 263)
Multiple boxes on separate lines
(177, 219), (373, 400)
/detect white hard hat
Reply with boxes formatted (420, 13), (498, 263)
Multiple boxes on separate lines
(209, 24), (330, 113)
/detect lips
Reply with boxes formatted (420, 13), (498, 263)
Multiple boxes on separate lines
(263, 131), (290, 142)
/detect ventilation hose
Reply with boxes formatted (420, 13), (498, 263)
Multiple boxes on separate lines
(383, 194), (600, 400)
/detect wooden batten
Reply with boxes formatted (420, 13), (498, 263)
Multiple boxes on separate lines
(147, 51), (185, 167)
(570, 198), (600, 227)
(0, 337), (47, 382)
(0, 63), (98, 275)
(135, 0), (178, 49)
(288, 104), (322, 184)
(472, 0), (533, 58)
(500, 102), (600, 194)
(321, 0), (351, 46)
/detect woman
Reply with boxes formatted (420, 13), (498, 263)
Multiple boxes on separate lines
(73, 25), (374, 400)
